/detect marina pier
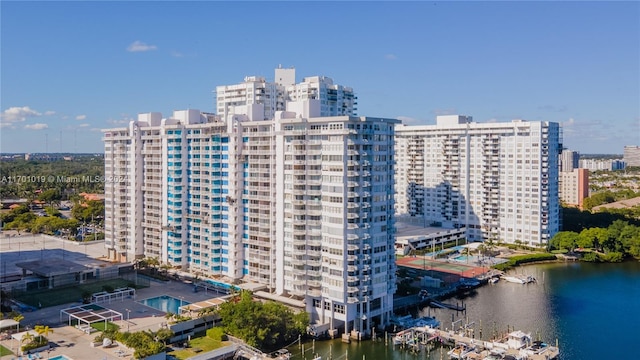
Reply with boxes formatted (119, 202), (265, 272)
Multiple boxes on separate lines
(392, 325), (560, 359)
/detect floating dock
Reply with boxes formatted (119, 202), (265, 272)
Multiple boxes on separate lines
(430, 300), (466, 311)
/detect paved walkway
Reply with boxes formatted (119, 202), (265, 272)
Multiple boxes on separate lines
(1, 278), (227, 360)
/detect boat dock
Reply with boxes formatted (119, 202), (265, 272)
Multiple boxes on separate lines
(393, 326), (560, 359)
(392, 326), (440, 350)
(430, 300), (466, 311)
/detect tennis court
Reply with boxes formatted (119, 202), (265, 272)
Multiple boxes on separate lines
(397, 255), (488, 278)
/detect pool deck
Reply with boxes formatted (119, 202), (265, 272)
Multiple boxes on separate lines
(0, 277), (228, 360)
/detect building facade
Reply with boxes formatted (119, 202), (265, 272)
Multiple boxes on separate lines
(104, 99), (396, 333)
(623, 145), (640, 167)
(560, 149), (580, 172)
(559, 168), (589, 208)
(395, 115), (562, 247)
(216, 67), (356, 121)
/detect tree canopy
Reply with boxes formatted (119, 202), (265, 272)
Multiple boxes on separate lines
(0, 156), (104, 200)
(550, 220), (640, 261)
(217, 291), (308, 351)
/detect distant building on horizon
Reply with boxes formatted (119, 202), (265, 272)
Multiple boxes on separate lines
(395, 115), (562, 247)
(623, 145), (640, 167)
(579, 158), (625, 171)
(560, 149), (580, 172)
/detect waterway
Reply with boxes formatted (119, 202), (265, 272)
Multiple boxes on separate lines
(289, 261), (640, 360)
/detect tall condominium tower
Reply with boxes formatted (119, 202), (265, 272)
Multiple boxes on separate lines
(560, 149), (580, 172)
(395, 115), (562, 246)
(286, 75), (357, 117)
(103, 100), (397, 334)
(216, 67), (357, 121)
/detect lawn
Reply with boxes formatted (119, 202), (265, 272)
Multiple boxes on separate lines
(91, 321), (120, 332)
(15, 279), (142, 308)
(0, 344), (14, 356)
(168, 336), (230, 360)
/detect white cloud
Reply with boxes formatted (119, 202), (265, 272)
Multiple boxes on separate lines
(44, 110), (56, 116)
(76, 114), (87, 121)
(127, 40), (158, 52)
(25, 123), (48, 130)
(78, 123), (90, 127)
(563, 117), (576, 127)
(385, 54), (397, 60)
(561, 117), (608, 141)
(171, 51), (184, 58)
(1, 106), (42, 124)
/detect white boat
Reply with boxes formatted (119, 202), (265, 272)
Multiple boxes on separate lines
(501, 274), (535, 284)
(482, 348), (505, 359)
(447, 343), (476, 359)
(488, 277), (499, 284)
(275, 349), (292, 360)
(491, 330), (532, 350)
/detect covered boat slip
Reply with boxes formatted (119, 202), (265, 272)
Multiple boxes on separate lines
(60, 303), (123, 332)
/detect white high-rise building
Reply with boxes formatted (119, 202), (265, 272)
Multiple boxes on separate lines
(104, 97), (397, 334)
(395, 115), (562, 246)
(560, 149), (580, 172)
(216, 67), (357, 122)
(286, 76), (357, 117)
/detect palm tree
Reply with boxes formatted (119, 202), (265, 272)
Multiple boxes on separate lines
(12, 313), (24, 331)
(160, 263), (172, 276)
(34, 325), (53, 343)
(20, 331), (34, 351)
(146, 257), (160, 274)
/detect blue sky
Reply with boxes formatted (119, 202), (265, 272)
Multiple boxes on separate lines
(1, 1), (638, 154)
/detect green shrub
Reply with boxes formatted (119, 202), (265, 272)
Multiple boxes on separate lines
(492, 253), (557, 271)
(582, 252), (600, 262)
(206, 327), (226, 341)
(21, 337), (48, 352)
(603, 252), (624, 262)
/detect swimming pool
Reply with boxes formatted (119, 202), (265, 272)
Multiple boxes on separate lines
(453, 255), (473, 262)
(49, 356), (72, 360)
(139, 295), (190, 314)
